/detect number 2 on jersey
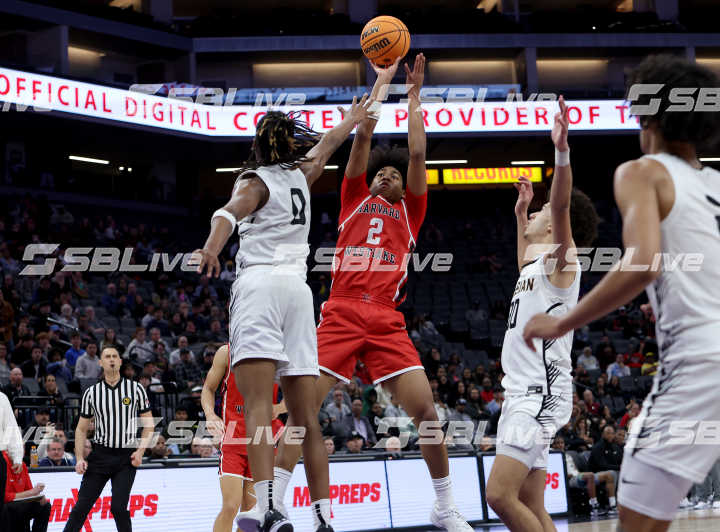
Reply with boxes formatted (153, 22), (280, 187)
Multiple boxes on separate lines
(507, 299), (520, 329)
(366, 217), (383, 244)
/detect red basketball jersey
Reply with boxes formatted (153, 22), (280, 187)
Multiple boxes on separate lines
(330, 173), (427, 307)
(221, 350), (283, 453)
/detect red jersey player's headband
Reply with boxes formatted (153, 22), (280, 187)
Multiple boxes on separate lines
(366, 145), (409, 188)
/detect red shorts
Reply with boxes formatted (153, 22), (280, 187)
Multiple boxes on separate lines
(317, 297), (423, 384)
(219, 447), (251, 479)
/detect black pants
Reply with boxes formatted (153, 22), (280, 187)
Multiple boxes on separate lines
(7, 500), (52, 532)
(63, 446), (137, 532)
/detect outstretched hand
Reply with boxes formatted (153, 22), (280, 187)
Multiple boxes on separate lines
(552, 95), (569, 152)
(514, 175), (534, 217)
(404, 53), (426, 101)
(338, 93), (375, 125)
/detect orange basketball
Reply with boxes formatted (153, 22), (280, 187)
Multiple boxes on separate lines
(360, 16), (410, 68)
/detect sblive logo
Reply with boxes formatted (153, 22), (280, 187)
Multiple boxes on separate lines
(627, 84), (720, 115)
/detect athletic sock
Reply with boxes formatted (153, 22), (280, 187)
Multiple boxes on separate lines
(255, 480), (273, 513)
(609, 496), (617, 508)
(273, 467), (292, 510)
(311, 499), (331, 529)
(589, 497), (599, 508)
(431, 476), (455, 510)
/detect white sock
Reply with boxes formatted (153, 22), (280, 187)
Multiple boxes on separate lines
(273, 467), (292, 510)
(311, 499), (331, 528)
(431, 476), (455, 510)
(589, 497), (599, 508)
(254, 480), (272, 512)
(609, 496), (616, 507)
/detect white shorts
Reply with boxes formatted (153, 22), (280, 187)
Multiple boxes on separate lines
(229, 266), (319, 378)
(626, 357), (720, 484)
(496, 394), (572, 470)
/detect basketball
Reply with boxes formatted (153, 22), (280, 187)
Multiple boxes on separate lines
(360, 15), (410, 67)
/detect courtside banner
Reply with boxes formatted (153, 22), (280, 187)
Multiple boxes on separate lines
(286, 460), (391, 531)
(30, 467), (221, 531)
(442, 166), (542, 185)
(0, 67), (639, 137)
(386, 455), (485, 527)
(482, 452), (569, 519)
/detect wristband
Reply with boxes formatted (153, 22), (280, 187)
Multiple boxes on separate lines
(367, 100), (382, 121)
(555, 148), (570, 167)
(212, 208), (237, 228)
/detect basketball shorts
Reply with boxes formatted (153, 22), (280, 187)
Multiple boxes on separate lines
(229, 266), (319, 378)
(496, 393), (572, 470)
(623, 357), (720, 485)
(219, 447), (251, 480)
(317, 297), (423, 384)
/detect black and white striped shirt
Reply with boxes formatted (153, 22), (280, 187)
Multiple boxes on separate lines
(80, 378), (151, 449)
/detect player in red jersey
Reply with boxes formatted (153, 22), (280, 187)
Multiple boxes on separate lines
(237, 54), (472, 532)
(202, 344), (285, 532)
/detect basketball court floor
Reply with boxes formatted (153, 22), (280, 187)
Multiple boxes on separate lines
(417, 509), (720, 531)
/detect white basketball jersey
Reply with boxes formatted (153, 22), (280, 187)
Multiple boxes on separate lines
(234, 164), (311, 279)
(643, 153), (720, 362)
(501, 254), (580, 396)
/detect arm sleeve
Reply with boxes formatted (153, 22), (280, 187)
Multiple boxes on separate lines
(404, 187), (428, 239)
(80, 388), (94, 418)
(1, 393), (23, 465)
(339, 174), (370, 222)
(136, 383), (151, 414)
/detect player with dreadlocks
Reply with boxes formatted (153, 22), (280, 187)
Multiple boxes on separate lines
(238, 53), (474, 532)
(194, 95), (373, 532)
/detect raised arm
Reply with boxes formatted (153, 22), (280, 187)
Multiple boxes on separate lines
(345, 59), (401, 179)
(300, 94), (374, 185)
(202, 345), (228, 440)
(523, 158), (664, 348)
(514, 176), (534, 272)
(193, 176), (270, 278)
(405, 53), (427, 196)
(547, 96), (576, 287)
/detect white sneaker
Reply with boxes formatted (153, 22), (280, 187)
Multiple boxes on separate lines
(236, 505), (263, 532)
(713, 500), (720, 509)
(693, 500), (712, 510)
(430, 503), (473, 532)
(678, 497), (693, 509)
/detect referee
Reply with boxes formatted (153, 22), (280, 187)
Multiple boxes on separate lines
(64, 347), (153, 532)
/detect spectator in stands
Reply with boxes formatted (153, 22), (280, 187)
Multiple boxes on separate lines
(84, 306), (105, 337)
(11, 335), (34, 367)
(480, 376), (494, 404)
(200, 347), (215, 373)
(0, 289), (15, 345)
(206, 319), (228, 343)
(55, 304), (77, 330)
(619, 401), (640, 429)
(340, 432), (365, 454)
(0, 343), (10, 383)
(34, 333), (51, 358)
(641, 352), (659, 376)
(21, 346), (47, 380)
(465, 386), (488, 429)
(38, 375), (63, 408)
(127, 327), (153, 364)
(368, 402), (385, 435)
(341, 398), (376, 448)
(582, 389), (602, 416)
(575, 366), (591, 389)
(323, 436), (335, 456)
(589, 426), (623, 474)
(466, 300), (488, 326)
(553, 436), (617, 516)
(147, 434), (172, 460)
(573, 417), (594, 450)
(74, 342), (102, 380)
(3, 368), (30, 405)
(182, 320), (199, 344)
(64, 332), (85, 369)
(174, 348), (202, 392)
(485, 388), (504, 416)
(146, 309), (170, 337)
(3, 450), (51, 532)
(148, 327), (169, 353)
(46, 350), (72, 384)
(76, 314), (97, 344)
(101, 328), (124, 355)
(448, 398), (472, 425)
(189, 437), (215, 458)
(433, 390), (450, 422)
(326, 388), (351, 423)
(101, 283), (121, 316)
(169, 336), (191, 367)
(625, 340), (645, 369)
(38, 438), (74, 467)
(608, 375), (622, 397)
(615, 428), (626, 447)
(577, 346), (599, 370)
